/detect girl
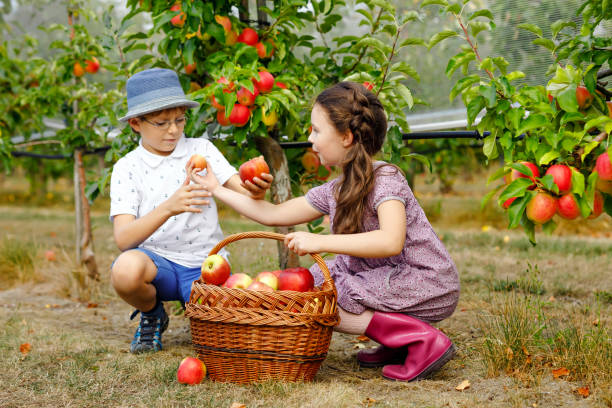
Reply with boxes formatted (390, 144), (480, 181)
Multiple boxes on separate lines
(189, 82), (460, 381)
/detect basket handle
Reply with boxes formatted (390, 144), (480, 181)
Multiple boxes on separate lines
(208, 231), (337, 296)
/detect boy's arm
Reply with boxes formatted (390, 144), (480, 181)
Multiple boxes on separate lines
(113, 177), (211, 251)
(223, 173), (274, 200)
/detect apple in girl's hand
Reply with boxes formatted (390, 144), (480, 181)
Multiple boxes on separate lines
(201, 254), (231, 285)
(247, 281), (274, 291)
(177, 357), (206, 385)
(188, 154), (207, 171)
(239, 156), (270, 184)
(223, 273), (252, 289)
(278, 267), (314, 292)
(255, 271), (278, 290)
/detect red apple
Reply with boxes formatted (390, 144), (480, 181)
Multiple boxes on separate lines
(188, 154), (207, 171)
(607, 101), (612, 119)
(210, 95), (224, 110)
(252, 71), (275, 93)
(596, 177), (612, 194)
(84, 57), (100, 74)
(236, 86), (258, 106)
(247, 281), (274, 291)
(45, 250), (57, 262)
(201, 254), (231, 285)
(255, 271), (279, 290)
(545, 164), (572, 194)
(255, 42), (267, 58)
(228, 104), (251, 127)
(223, 273), (253, 289)
(184, 62), (196, 75)
(576, 85), (593, 110)
(526, 192), (557, 224)
(224, 30), (238, 45)
(177, 357), (206, 385)
(587, 191), (604, 219)
(217, 76), (235, 93)
(301, 150), (320, 173)
(73, 62), (85, 77)
(557, 193), (580, 220)
(502, 196), (517, 209)
(507, 161), (540, 189)
(239, 156), (270, 184)
(170, 4), (186, 27)
(237, 27), (258, 46)
(595, 152), (612, 181)
(278, 267), (315, 292)
(363, 81), (374, 91)
(216, 110), (231, 126)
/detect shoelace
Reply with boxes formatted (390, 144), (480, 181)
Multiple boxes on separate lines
(130, 310), (161, 345)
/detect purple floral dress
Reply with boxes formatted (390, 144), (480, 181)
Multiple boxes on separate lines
(305, 162), (459, 322)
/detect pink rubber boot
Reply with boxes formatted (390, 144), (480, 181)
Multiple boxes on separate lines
(362, 312), (456, 381)
(357, 345), (407, 367)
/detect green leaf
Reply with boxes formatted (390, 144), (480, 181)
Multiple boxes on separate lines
(584, 116), (612, 133)
(557, 83), (579, 112)
(403, 153), (431, 171)
(483, 131), (498, 159)
(538, 151), (560, 166)
(570, 167), (585, 196)
(480, 83), (497, 108)
(532, 38), (555, 51)
(391, 62), (420, 82)
(507, 108), (524, 131)
(370, 0), (395, 14)
(466, 96), (485, 125)
(481, 184), (505, 210)
(520, 213), (536, 245)
(470, 21), (489, 37)
(445, 3), (461, 14)
(539, 174), (559, 194)
(468, 10), (494, 21)
(516, 114), (548, 137)
(400, 38), (427, 47)
(487, 166), (509, 185)
(580, 141), (600, 162)
(355, 37), (390, 55)
(542, 219), (557, 235)
(428, 30), (458, 49)
(517, 23), (543, 37)
(492, 57), (509, 75)
(551, 20), (576, 38)
(499, 178), (533, 203)
(508, 193), (532, 229)
(396, 83), (414, 108)
(420, 0), (449, 8)
(449, 74), (480, 101)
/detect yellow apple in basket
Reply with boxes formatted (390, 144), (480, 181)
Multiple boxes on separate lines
(223, 273), (252, 289)
(255, 271), (278, 290)
(201, 254), (231, 285)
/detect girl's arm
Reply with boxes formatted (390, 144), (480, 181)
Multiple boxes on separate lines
(285, 199), (406, 258)
(113, 176), (211, 251)
(191, 163), (323, 226)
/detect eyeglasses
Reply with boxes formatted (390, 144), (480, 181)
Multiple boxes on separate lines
(141, 116), (187, 130)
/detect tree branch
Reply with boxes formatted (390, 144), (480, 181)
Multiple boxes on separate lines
(342, 8), (384, 76)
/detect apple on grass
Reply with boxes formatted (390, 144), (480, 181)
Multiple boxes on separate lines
(278, 267), (315, 292)
(255, 271), (279, 290)
(201, 254), (231, 285)
(177, 357), (206, 385)
(239, 156), (270, 184)
(223, 273), (253, 289)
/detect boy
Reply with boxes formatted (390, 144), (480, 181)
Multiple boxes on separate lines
(110, 68), (272, 353)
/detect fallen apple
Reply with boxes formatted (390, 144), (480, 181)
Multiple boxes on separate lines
(45, 250), (57, 262)
(201, 254), (231, 285)
(177, 357), (206, 385)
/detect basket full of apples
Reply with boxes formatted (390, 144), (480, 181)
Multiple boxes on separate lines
(184, 231), (339, 384)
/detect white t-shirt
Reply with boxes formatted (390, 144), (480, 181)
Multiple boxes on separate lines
(109, 135), (237, 267)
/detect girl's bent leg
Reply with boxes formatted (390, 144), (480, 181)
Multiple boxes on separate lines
(334, 308), (374, 334)
(111, 249), (158, 312)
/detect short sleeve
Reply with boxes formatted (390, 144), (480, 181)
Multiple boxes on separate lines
(200, 138), (237, 186)
(109, 158), (141, 221)
(305, 180), (335, 215)
(371, 165), (409, 211)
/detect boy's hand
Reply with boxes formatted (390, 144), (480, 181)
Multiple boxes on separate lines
(241, 172), (273, 200)
(284, 231), (321, 256)
(186, 160), (220, 194)
(162, 176), (211, 216)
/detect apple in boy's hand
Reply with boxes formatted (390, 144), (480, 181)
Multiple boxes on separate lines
(188, 154), (207, 171)
(201, 254), (231, 285)
(255, 271), (279, 290)
(223, 273), (252, 289)
(278, 267), (314, 292)
(177, 357), (206, 385)
(247, 281), (274, 291)
(239, 156), (270, 184)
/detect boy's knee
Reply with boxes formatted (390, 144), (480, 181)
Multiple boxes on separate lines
(111, 250), (154, 292)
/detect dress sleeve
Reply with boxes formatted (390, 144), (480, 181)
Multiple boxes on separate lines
(305, 180), (334, 215)
(371, 166), (409, 211)
(109, 159), (141, 221)
(201, 138), (238, 186)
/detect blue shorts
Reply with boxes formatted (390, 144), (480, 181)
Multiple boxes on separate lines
(119, 248), (201, 304)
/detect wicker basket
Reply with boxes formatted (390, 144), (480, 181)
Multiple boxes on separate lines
(185, 231), (339, 384)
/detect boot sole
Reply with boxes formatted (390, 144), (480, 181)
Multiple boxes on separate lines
(358, 353), (407, 368)
(382, 343), (456, 382)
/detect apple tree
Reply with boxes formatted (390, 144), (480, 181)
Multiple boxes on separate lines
(423, 0), (612, 243)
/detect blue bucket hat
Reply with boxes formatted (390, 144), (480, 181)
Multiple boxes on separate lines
(119, 68), (199, 122)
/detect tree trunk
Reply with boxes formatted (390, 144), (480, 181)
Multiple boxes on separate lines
(74, 147), (99, 280)
(254, 136), (300, 269)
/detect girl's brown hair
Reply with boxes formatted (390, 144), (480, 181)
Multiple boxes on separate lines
(315, 81), (388, 234)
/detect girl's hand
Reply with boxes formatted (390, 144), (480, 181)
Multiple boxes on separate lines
(162, 176), (211, 216)
(284, 231), (322, 256)
(186, 160), (220, 194)
(242, 172), (274, 200)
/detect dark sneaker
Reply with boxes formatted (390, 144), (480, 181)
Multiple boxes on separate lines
(129, 303), (169, 353)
